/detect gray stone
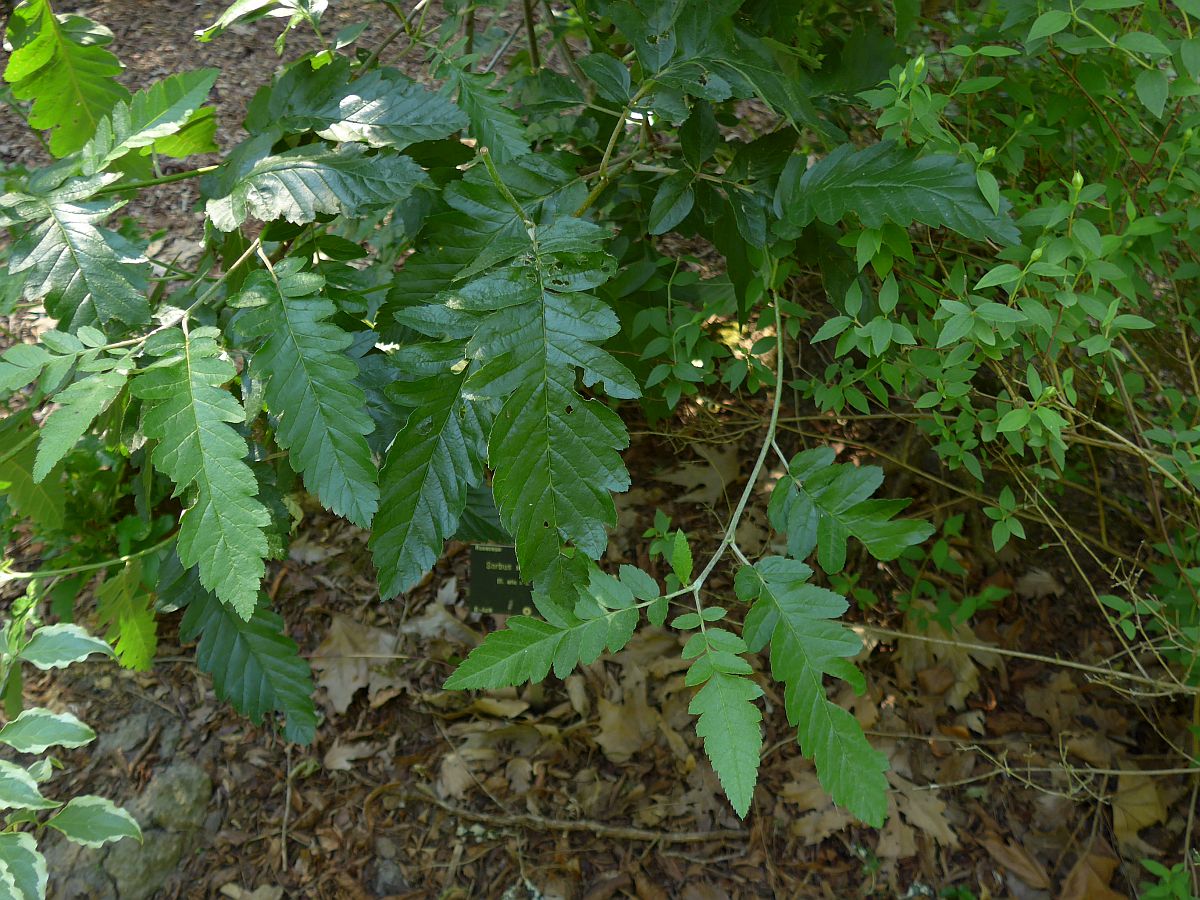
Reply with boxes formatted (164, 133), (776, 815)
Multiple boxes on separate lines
(98, 713), (152, 757)
(374, 835), (398, 859)
(143, 761), (211, 832)
(370, 859), (408, 896)
(44, 836), (114, 900)
(103, 828), (183, 900)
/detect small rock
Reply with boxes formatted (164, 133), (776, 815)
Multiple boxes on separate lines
(98, 713), (152, 757)
(144, 761), (211, 832)
(370, 859), (408, 896)
(42, 835), (114, 900)
(103, 828), (184, 900)
(373, 835), (398, 859)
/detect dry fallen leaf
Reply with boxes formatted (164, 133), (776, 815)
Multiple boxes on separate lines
(468, 697), (529, 718)
(220, 886), (285, 900)
(1059, 848), (1125, 900)
(322, 739), (378, 772)
(594, 697), (653, 762)
(980, 835), (1051, 890)
(888, 772), (959, 847)
(655, 444), (740, 505)
(780, 773), (856, 845)
(1014, 568), (1064, 599)
(311, 615), (401, 714)
(895, 601), (999, 710)
(1112, 769), (1166, 849)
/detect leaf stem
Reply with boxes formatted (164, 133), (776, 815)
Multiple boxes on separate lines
(101, 237), (263, 353)
(686, 259), (784, 599)
(521, 0), (541, 70)
(574, 84), (652, 216)
(1, 532), (177, 583)
(93, 165), (218, 196)
(479, 148), (535, 229)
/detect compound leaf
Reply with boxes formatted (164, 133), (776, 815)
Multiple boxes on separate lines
(80, 68), (219, 174)
(382, 153), (584, 329)
(397, 217), (639, 588)
(1, 175), (150, 329)
(737, 556), (889, 825)
(132, 327), (270, 617)
(33, 370), (127, 482)
(239, 259), (377, 526)
(768, 447), (933, 573)
(370, 343), (494, 599)
(775, 141), (1019, 245)
(445, 572), (639, 689)
(0, 424), (65, 531)
(3, 0), (130, 156)
(445, 67), (528, 161)
(204, 142), (429, 231)
(177, 566), (317, 744)
(94, 560), (156, 671)
(251, 58), (467, 150)
(689, 670), (763, 818)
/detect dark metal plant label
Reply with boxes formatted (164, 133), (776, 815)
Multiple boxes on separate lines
(468, 544), (533, 614)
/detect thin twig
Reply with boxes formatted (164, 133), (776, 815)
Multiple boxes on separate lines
(282, 745), (293, 872)
(860, 625), (1200, 695)
(400, 783), (747, 843)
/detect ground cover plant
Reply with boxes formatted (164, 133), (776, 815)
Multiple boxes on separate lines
(1, 0), (1200, 895)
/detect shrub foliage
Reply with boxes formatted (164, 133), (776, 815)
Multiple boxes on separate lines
(2, 0), (1199, 877)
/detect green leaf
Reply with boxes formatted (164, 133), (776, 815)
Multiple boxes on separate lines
(0, 833), (48, 900)
(1026, 10), (1072, 42)
(0, 761), (58, 811)
(894, 0), (920, 37)
(974, 263), (1022, 290)
(0, 344), (53, 394)
(2, 0), (130, 156)
(203, 141), (430, 232)
(177, 566), (317, 744)
(445, 67), (528, 162)
(688, 670), (763, 818)
(239, 259), (378, 526)
(0, 708), (96, 754)
(775, 141), (1020, 245)
(1, 175), (150, 329)
(382, 153), (584, 328)
(671, 530), (694, 583)
(152, 106), (219, 158)
(996, 407), (1030, 432)
(737, 557), (888, 825)
(80, 68), (219, 174)
(445, 591), (638, 689)
(251, 58), (467, 150)
(1117, 31), (1170, 58)
(0, 427), (65, 530)
(648, 172), (696, 235)
(46, 796), (141, 848)
(195, 0), (322, 42)
(370, 343), (494, 599)
(578, 54), (632, 103)
(33, 370), (126, 482)
(94, 560), (156, 671)
(768, 447), (933, 573)
(397, 217), (638, 588)
(132, 328), (271, 617)
(1135, 68), (1168, 118)
(17, 623), (114, 670)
